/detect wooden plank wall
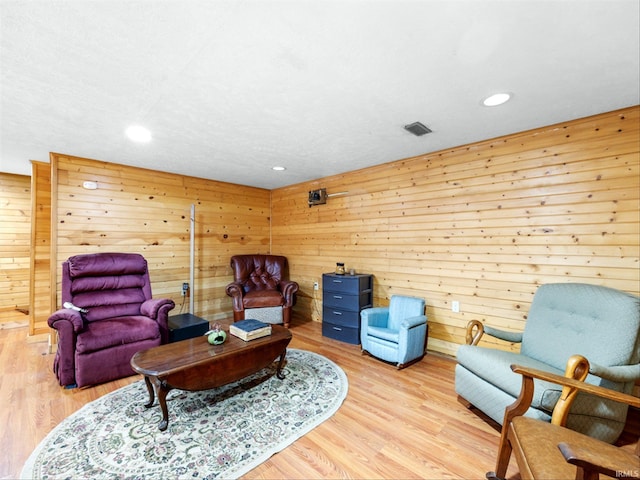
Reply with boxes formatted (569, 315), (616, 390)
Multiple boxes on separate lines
(6, 106), (638, 356)
(51, 153), (271, 322)
(29, 161), (52, 336)
(271, 106), (640, 356)
(0, 173), (31, 324)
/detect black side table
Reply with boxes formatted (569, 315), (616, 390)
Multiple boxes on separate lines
(168, 313), (209, 342)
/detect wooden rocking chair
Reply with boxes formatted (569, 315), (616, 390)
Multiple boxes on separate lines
(489, 355), (640, 480)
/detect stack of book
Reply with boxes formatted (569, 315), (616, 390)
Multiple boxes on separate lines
(229, 319), (272, 341)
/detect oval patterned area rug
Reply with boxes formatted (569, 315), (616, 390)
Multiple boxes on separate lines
(22, 349), (348, 479)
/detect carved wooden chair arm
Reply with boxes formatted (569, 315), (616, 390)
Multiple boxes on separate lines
(465, 320), (484, 345)
(508, 357), (640, 428)
(558, 440), (640, 480)
(465, 320), (524, 346)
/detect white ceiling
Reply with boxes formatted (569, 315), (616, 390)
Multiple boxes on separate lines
(1, 0), (638, 190)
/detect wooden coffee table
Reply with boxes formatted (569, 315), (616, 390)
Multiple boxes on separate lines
(130, 324), (292, 430)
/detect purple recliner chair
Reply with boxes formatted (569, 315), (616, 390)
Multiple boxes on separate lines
(48, 252), (175, 388)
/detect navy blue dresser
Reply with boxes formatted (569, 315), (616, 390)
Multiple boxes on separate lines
(322, 273), (373, 344)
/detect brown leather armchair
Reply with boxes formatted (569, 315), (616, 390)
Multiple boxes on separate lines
(225, 254), (298, 328)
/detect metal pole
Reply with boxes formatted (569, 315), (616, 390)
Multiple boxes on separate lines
(190, 204), (195, 314)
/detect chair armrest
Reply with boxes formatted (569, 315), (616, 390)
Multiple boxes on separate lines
(225, 281), (244, 298)
(465, 319), (523, 345)
(558, 441), (639, 479)
(507, 358), (640, 428)
(47, 308), (84, 333)
(279, 279), (299, 305)
(401, 315), (427, 330)
(140, 298), (175, 320)
(589, 362), (640, 383)
(510, 363), (640, 409)
(141, 298), (175, 344)
(225, 281), (245, 311)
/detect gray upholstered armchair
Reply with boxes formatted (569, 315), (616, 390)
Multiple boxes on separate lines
(455, 282), (640, 444)
(360, 295), (428, 369)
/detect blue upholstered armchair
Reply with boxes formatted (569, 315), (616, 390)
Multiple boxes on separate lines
(360, 295), (427, 369)
(455, 283), (640, 444)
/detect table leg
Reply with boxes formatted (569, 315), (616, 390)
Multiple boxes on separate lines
(142, 376), (155, 408)
(157, 381), (172, 431)
(275, 349), (287, 380)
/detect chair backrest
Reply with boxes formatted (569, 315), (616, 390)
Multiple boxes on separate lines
(61, 252), (152, 322)
(230, 254), (287, 293)
(388, 295), (425, 330)
(522, 283), (640, 371)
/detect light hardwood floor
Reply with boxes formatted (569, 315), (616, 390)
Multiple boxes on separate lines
(1, 316), (637, 479)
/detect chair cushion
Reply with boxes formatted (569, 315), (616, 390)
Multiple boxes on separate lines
(510, 417), (580, 479)
(509, 416), (620, 480)
(76, 316), (160, 354)
(231, 255), (286, 291)
(68, 252), (148, 277)
(73, 286), (147, 322)
(71, 274), (146, 294)
(65, 253), (152, 322)
(522, 283), (640, 369)
(242, 289), (285, 308)
(367, 326), (399, 344)
(457, 345), (564, 412)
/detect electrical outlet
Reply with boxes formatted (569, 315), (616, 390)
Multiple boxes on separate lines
(182, 282), (189, 296)
(313, 281), (319, 290)
(452, 300), (460, 313)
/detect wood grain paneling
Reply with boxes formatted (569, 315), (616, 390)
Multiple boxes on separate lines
(0, 173), (31, 324)
(51, 153), (271, 321)
(271, 106), (640, 356)
(7, 107), (636, 356)
(29, 161), (52, 336)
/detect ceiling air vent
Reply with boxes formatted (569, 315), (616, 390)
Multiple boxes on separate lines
(404, 121), (432, 136)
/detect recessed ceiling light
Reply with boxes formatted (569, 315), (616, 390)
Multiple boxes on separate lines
(272, 166), (286, 171)
(483, 93), (511, 107)
(126, 125), (152, 142)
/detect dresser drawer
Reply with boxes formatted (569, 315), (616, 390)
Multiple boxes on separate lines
(322, 322), (360, 345)
(323, 291), (372, 311)
(323, 273), (372, 295)
(322, 306), (360, 328)
(322, 272), (372, 346)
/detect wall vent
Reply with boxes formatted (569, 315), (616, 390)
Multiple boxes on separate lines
(404, 122), (432, 136)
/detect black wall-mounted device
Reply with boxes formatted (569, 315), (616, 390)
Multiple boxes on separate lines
(308, 188), (327, 207)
